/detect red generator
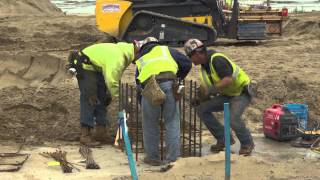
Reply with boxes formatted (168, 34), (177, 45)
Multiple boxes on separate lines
(263, 104), (300, 141)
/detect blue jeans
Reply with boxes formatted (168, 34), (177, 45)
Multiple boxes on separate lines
(197, 93), (253, 146)
(77, 70), (109, 128)
(141, 81), (180, 162)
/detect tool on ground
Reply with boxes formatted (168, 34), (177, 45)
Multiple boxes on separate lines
(292, 122), (320, 151)
(40, 149), (79, 173)
(224, 103), (231, 180)
(79, 145), (100, 169)
(263, 104), (300, 141)
(118, 110), (138, 180)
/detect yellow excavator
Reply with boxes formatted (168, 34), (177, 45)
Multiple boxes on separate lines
(96, 0), (287, 45)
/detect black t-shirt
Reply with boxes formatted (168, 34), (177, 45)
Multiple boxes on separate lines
(202, 50), (233, 79)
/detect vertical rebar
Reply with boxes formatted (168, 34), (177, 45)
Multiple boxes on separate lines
(193, 81), (197, 156)
(189, 80), (192, 156)
(135, 87), (139, 161)
(125, 83), (129, 111)
(182, 80), (186, 156)
(118, 81), (121, 111)
(199, 89), (202, 157)
(160, 109), (164, 161)
(130, 86), (134, 150)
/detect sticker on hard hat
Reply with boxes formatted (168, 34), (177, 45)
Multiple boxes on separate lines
(102, 4), (120, 13)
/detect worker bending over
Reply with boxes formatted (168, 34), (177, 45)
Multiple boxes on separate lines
(184, 39), (255, 156)
(67, 42), (136, 146)
(135, 37), (192, 165)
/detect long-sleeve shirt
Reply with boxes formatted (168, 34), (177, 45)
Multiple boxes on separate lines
(82, 42), (134, 97)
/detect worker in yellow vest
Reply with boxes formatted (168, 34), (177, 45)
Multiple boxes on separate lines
(184, 39), (255, 156)
(67, 42), (137, 146)
(134, 37), (192, 165)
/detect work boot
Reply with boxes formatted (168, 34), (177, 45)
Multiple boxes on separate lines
(93, 125), (114, 144)
(80, 126), (101, 147)
(239, 143), (255, 156)
(143, 157), (163, 166)
(210, 136), (236, 153)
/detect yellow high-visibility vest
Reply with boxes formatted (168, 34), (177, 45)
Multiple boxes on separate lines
(136, 46), (178, 83)
(200, 53), (250, 96)
(82, 42), (134, 97)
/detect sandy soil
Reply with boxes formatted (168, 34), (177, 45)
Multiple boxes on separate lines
(0, 1), (319, 179)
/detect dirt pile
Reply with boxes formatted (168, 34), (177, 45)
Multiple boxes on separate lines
(0, 14), (116, 143)
(283, 12), (320, 39)
(0, 0), (62, 17)
(0, 53), (66, 89)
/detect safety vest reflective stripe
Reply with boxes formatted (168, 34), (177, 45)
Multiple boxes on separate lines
(201, 68), (212, 88)
(138, 46), (170, 71)
(232, 66), (240, 79)
(136, 46), (178, 83)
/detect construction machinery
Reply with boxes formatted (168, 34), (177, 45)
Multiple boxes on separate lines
(96, 0), (288, 45)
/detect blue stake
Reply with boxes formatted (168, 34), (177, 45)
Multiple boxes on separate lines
(118, 111), (138, 180)
(224, 103), (231, 180)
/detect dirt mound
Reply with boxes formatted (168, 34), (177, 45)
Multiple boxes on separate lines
(0, 52), (66, 89)
(0, 0), (62, 17)
(283, 13), (320, 39)
(252, 74), (320, 126)
(0, 16), (115, 52)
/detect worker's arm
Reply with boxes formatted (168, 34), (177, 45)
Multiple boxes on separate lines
(169, 48), (192, 80)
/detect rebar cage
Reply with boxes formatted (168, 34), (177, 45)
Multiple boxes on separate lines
(118, 81), (202, 161)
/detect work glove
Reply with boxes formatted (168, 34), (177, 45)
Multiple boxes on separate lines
(88, 95), (98, 106)
(172, 82), (185, 101)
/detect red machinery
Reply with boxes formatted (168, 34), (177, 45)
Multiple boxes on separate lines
(263, 104), (300, 141)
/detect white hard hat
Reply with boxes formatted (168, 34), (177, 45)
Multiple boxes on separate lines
(134, 37), (158, 50)
(184, 39), (204, 57)
(141, 37), (158, 47)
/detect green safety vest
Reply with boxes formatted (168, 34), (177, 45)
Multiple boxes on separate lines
(136, 46), (178, 83)
(200, 53), (250, 96)
(82, 42), (134, 97)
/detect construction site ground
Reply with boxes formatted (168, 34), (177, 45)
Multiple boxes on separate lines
(0, 0), (319, 179)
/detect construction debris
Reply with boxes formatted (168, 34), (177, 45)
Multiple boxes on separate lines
(0, 153), (29, 172)
(79, 145), (100, 169)
(40, 149), (78, 173)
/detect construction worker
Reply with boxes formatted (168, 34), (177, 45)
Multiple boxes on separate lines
(67, 42), (137, 146)
(135, 37), (192, 165)
(184, 39), (255, 156)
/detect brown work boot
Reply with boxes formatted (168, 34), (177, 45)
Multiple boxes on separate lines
(143, 157), (163, 166)
(210, 136), (236, 153)
(239, 143), (255, 156)
(80, 126), (101, 147)
(93, 125), (114, 144)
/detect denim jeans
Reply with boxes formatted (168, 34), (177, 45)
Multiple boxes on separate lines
(197, 92), (253, 146)
(141, 81), (180, 162)
(77, 70), (109, 128)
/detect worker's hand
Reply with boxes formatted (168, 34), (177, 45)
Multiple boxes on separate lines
(88, 95), (98, 106)
(172, 83), (182, 101)
(208, 86), (219, 96)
